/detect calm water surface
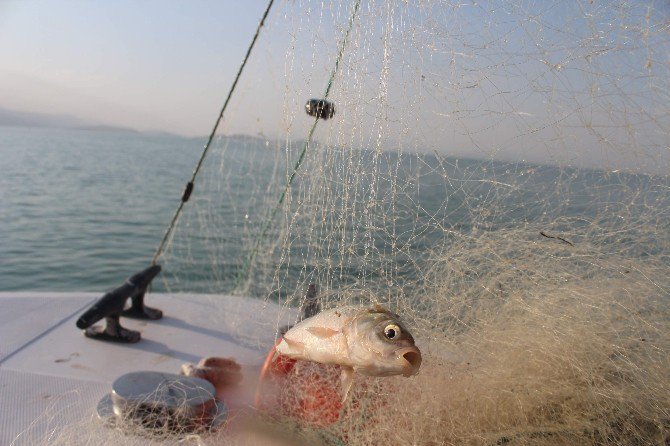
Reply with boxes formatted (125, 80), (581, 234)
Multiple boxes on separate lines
(0, 126), (202, 291)
(1, 125), (667, 293)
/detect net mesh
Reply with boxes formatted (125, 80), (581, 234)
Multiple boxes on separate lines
(158, 0), (670, 299)
(39, 0), (670, 444)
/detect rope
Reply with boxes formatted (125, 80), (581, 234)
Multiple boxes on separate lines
(234, 0), (362, 290)
(151, 0), (276, 266)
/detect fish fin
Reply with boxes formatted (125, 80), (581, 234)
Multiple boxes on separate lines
(280, 337), (306, 356)
(306, 326), (340, 338)
(340, 367), (355, 403)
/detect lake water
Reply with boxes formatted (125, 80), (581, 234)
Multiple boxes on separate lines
(0, 126), (203, 291)
(1, 125), (667, 294)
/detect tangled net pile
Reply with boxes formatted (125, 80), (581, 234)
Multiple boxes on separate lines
(37, 0), (669, 444)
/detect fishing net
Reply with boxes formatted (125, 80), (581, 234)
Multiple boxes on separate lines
(157, 0), (670, 297)
(156, 0), (668, 444)
(38, 0), (669, 444)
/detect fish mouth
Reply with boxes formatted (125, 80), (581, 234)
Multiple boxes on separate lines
(399, 347), (422, 376)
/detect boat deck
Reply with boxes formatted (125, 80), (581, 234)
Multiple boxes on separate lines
(0, 292), (295, 445)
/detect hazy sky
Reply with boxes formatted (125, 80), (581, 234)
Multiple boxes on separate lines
(0, 1), (273, 135)
(1, 0), (668, 173)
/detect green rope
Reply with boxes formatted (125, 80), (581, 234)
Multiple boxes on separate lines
(234, 0), (362, 290)
(151, 0), (276, 266)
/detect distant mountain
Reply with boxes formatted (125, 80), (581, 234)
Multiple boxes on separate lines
(74, 124), (139, 133)
(0, 106), (88, 128)
(0, 106), (137, 133)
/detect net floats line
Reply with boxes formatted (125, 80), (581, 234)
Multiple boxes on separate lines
(234, 0), (362, 291)
(151, 0), (276, 266)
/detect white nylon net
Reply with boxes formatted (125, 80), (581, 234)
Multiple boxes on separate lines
(159, 0), (669, 298)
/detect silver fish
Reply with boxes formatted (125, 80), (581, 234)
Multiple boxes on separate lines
(276, 305), (422, 401)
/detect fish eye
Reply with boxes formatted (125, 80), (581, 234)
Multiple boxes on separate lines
(384, 324), (401, 340)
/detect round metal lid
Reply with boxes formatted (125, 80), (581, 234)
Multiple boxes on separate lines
(97, 371), (227, 435)
(111, 371), (215, 409)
